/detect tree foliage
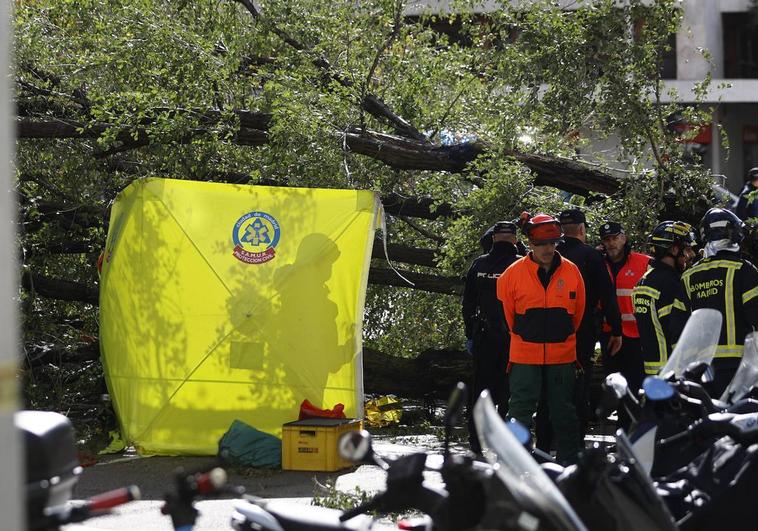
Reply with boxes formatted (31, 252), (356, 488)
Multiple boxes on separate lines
(14, 0), (719, 414)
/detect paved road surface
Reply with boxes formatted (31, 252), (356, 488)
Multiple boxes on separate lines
(63, 435), (453, 530)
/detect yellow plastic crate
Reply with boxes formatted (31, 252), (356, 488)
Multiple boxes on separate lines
(282, 418), (362, 471)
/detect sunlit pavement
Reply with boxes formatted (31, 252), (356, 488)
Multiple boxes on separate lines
(62, 434), (458, 531)
(63, 424), (612, 530)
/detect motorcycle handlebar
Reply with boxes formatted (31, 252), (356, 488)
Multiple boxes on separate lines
(86, 485), (141, 512)
(659, 414), (758, 447)
(40, 485), (141, 527)
(675, 381), (722, 414)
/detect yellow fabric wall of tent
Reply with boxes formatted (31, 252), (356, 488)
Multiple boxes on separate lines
(99, 178), (379, 455)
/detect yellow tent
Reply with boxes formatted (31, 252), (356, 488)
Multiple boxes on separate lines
(99, 178), (379, 455)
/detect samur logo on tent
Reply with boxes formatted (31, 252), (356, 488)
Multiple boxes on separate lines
(231, 210), (281, 264)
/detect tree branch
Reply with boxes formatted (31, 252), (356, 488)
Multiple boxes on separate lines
(397, 216), (445, 244)
(372, 240), (438, 268)
(368, 266), (462, 295)
(360, 0), (404, 131)
(21, 271), (99, 305)
(231, 0), (427, 141)
(28, 240), (100, 255)
(20, 198), (106, 230)
(18, 265), (461, 306)
(381, 192), (455, 219)
(17, 115), (621, 195)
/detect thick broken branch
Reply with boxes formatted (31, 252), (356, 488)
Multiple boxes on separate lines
(17, 115), (621, 196)
(381, 192), (455, 220)
(368, 266), (462, 295)
(28, 240), (100, 255)
(18, 264), (461, 306)
(372, 241), (438, 268)
(344, 129), (621, 195)
(20, 198), (106, 230)
(363, 347), (472, 398)
(17, 109), (270, 149)
(21, 271), (99, 305)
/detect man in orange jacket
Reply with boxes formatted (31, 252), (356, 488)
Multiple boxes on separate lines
(497, 214), (585, 463)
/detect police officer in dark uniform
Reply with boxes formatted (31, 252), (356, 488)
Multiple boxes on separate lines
(633, 221), (696, 376)
(480, 223), (528, 256)
(462, 220), (522, 454)
(681, 208), (758, 396)
(535, 209), (622, 450)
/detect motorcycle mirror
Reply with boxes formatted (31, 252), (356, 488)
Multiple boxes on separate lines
(643, 376), (675, 402)
(443, 382), (468, 430)
(338, 430), (373, 463)
(506, 418), (532, 447)
(604, 372), (629, 400)
(700, 364), (715, 384)
(683, 360), (709, 382)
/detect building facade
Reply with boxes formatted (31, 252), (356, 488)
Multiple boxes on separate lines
(408, 0), (758, 193)
(670, 0), (758, 191)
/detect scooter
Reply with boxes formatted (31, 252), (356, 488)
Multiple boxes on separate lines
(16, 410), (140, 530)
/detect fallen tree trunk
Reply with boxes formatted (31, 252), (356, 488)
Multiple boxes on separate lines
(368, 267), (462, 295)
(24, 338), (471, 399)
(20, 265), (462, 304)
(17, 117), (621, 196)
(363, 347), (472, 399)
(371, 241), (438, 268)
(21, 272), (99, 305)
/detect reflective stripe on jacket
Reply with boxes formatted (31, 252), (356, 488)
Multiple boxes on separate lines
(497, 253), (585, 365)
(633, 261), (690, 375)
(606, 251), (650, 338)
(681, 252), (758, 360)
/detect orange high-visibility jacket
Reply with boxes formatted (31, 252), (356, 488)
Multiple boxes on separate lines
(497, 253), (585, 365)
(605, 251), (650, 338)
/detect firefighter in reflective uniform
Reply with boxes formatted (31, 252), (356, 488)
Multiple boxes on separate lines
(462, 221), (522, 454)
(497, 214), (585, 464)
(633, 221), (696, 376)
(681, 208), (758, 396)
(599, 221), (650, 430)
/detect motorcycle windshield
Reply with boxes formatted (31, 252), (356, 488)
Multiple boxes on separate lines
(659, 308), (722, 379)
(473, 391), (587, 531)
(614, 431), (679, 531)
(721, 332), (758, 403)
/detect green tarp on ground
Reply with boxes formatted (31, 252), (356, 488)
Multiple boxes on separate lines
(99, 178), (379, 455)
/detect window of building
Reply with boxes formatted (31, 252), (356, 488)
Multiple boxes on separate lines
(659, 33), (677, 80)
(723, 13), (758, 78)
(632, 17), (677, 79)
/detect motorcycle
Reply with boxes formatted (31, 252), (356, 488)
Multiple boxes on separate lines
(612, 309), (758, 476)
(16, 410), (140, 530)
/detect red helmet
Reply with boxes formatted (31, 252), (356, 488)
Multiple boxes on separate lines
(523, 213), (563, 244)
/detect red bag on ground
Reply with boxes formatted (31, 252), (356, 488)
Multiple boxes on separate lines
(298, 399), (346, 420)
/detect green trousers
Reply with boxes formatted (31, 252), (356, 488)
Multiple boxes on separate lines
(507, 363), (581, 464)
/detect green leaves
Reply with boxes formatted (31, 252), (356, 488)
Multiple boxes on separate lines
(15, 0), (715, 365)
